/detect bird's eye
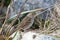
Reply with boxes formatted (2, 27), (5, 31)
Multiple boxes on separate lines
(0, 0), (1, 3)
(0, 1), (2, 6)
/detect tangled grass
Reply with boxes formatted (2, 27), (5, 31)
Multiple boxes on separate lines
(0, 0), (60, 40)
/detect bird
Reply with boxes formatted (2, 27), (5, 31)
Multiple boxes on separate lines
(16, 12), (35, 31)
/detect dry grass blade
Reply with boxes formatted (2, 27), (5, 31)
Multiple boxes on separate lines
(0, 17), (5, 20)
(1, 0), (12, 28)
(21, 8), (43, 14)
(7, 0), (28, 36)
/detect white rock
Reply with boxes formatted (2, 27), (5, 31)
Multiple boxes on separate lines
(10, 31), (60, 40)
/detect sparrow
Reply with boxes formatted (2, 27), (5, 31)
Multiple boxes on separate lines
(16, 12), (35, 31)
